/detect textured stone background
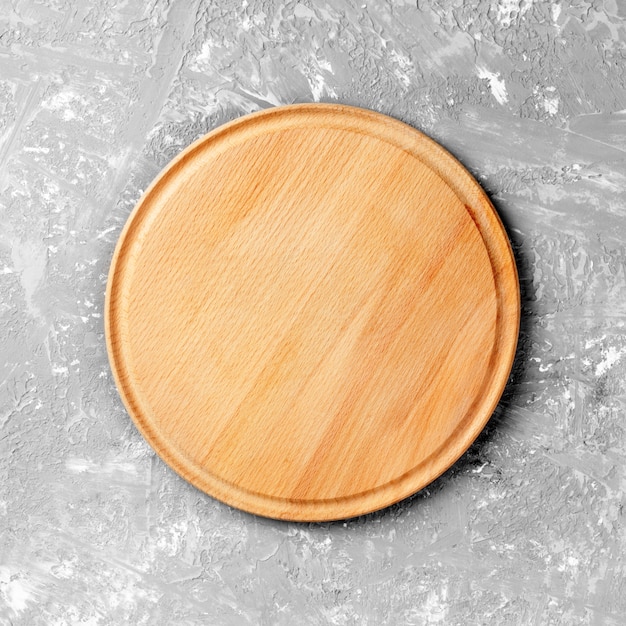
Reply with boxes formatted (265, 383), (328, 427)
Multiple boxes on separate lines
(1, 0), (626, 624)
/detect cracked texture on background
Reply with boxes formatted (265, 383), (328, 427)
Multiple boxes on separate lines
(1, 0), (626, 624)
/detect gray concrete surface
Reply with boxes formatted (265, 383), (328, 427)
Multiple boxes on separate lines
(1, 0), (626, 624)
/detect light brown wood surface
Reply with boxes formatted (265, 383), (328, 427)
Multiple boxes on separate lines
(105, 104), (520, 521)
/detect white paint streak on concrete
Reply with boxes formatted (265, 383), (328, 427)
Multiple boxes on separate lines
(10, 238), (47, 319)
(66, 456), (140, 477)
(596, 346), (625, 377)
(388, 49), (413, 88)
(543, 86), (560, 116)
(0, 567), (33, 615)
(477, 66), (509, 105)
(497, 0), (522, 27)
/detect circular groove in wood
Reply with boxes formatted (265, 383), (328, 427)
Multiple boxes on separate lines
(105, 104), (520, 521)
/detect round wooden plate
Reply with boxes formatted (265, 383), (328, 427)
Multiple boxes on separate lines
(105, 104), (519, 521)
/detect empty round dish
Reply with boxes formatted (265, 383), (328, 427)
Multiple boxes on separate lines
(105, 104), (519, 521)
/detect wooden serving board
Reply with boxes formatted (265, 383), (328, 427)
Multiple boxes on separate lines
(105, 104), (519, 521)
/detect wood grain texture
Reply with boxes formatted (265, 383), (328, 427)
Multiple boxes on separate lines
(105, 103), (519, 521)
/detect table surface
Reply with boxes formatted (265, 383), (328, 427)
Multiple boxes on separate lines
(1, 1), (625, 624)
